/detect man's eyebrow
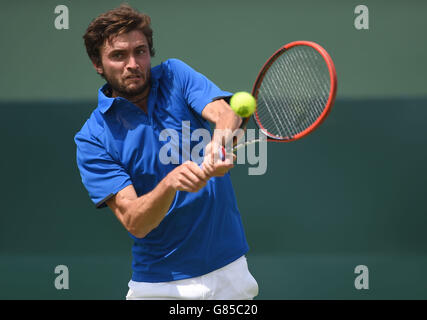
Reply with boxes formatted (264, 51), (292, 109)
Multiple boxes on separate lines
(106, 43), (148, 55)
(108, 48), (126, 55)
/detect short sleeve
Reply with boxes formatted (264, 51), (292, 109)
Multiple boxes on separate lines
(169, 59), (233, 116)
(75, 130), (132, 209)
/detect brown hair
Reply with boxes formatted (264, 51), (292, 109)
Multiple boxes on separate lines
(83, 4), (155, 66)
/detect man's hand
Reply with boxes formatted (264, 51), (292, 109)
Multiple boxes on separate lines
(202, 141), (235, 177)
(165, 161), (209, 192)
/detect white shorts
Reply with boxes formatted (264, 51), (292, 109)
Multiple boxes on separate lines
(126, 256), (259, 300)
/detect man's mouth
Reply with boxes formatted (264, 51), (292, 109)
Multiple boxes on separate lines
(125, 75), (142, 81)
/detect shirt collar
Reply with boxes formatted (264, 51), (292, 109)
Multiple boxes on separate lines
(97, 83), (116, 114)
(97, 65), (163, 114)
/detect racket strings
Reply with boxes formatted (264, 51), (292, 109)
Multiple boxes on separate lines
(256, 45), (331, 139)
(286, 50), (328, 130)
(279, 47), (329, 135)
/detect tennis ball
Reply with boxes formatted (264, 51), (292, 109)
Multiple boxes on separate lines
(230, 92), (257, 118)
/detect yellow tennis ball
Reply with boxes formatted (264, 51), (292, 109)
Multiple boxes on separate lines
(230, 92), (257, 117)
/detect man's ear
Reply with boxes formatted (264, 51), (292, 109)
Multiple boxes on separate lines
(92, 59), (103, 76)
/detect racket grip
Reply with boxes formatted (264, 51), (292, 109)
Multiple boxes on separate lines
(218, 145), (226, 161)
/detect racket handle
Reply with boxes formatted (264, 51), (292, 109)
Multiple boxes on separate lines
(218, 145), (226, 161)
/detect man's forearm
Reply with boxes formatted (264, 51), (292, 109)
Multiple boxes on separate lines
(203, 99), (243, 148)
(127, 175), (177, 238)
(213, 112), (242, 147)
(124, 161), (208, 238)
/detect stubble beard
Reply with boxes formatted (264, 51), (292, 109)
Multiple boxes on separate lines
(104, 68), (151, 100)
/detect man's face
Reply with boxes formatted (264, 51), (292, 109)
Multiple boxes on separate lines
(95, 30), (151, 98)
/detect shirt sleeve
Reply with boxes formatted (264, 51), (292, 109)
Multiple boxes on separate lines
(75, 129), (132, 209)
(169, 59), (233, 116)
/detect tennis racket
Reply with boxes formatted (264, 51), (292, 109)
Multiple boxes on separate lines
(218, 40), (337, 160)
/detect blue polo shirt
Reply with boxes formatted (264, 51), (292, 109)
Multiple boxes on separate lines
(75, 59), (249, 282)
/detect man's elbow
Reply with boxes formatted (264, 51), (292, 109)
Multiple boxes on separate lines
(126, 220), (156, 239)
(123, 207), (159, 239)
(127, 226), (149, 239)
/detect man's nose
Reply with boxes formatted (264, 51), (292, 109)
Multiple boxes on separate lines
(126, 55), (139, 69)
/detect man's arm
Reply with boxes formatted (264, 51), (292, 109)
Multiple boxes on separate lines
(201, 98), (243, 176)
(202, 98), (243, 145)
(106, 99), (239, 239)
(106, 161), (208, 238)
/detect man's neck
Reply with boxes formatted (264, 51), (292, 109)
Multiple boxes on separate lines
(129, 92), (150, 113)
(112, 85), (151, 113)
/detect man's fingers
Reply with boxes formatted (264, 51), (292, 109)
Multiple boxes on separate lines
(181, 162), (209, 188)
(201, 159), (215, 177)
(185, 161), (209, 182)
(193, 164), (210, 182)
(177, 174), (206, 192)
(178, 176), (197, 191)
(202, 160), (234, 177)
(167, 161), (210, 192)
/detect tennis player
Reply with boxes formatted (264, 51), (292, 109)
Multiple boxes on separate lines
(74, 4), (258, 300)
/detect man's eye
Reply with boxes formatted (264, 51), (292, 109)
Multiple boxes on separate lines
(113, 52), (124, 59)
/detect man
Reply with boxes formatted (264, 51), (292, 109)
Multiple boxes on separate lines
(75, 4), (258, 300)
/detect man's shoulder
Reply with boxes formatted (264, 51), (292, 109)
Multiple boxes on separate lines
(154, 58), (191, 74)
(74, 107), (105, 143)
(160, 58), (186, 67)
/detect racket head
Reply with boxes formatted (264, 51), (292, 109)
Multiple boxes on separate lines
(245, 41), (337, 142)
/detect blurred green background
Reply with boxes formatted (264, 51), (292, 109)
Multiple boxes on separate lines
(1, 0), (427, 299)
